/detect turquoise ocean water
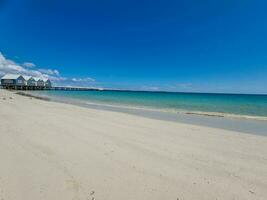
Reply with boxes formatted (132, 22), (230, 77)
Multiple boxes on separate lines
(30, 90), (267, 120)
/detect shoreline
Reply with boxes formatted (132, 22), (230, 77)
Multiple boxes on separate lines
(1, 89), (267, 199)
(18, 91), (267, 136)
(20, 90), (267, 121)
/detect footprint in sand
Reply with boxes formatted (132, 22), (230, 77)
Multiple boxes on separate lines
(87, 190), (95, 200)
(39, 185), (46, 194)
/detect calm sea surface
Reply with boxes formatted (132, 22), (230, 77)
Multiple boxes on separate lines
(30, 90), (267, 119)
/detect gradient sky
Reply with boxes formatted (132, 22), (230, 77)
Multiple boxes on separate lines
(0, 0), (267, 94)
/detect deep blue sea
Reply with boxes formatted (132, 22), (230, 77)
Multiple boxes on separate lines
(30, 90), (267, 120)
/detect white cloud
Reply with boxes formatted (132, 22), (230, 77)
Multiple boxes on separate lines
(134, 83), (194, 92)
(38, 69), (60, 76)
(0, 52), (61, 81)
(0, 52), (97, 87)
(0, 53), (27, 75)
(71, 77), (95, 82)
(139, 86), (160, 91)
(54, 70), (60, 76)
(23, 62), (36, 68)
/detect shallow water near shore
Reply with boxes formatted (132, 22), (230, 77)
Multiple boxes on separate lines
(29, 90), (267, 117)
(27, 90), (267, 136)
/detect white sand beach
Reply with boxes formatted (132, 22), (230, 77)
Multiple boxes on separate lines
(0, 89), (267, 200)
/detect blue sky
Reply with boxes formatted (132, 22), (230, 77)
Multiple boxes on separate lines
(0, 0), (267, 94)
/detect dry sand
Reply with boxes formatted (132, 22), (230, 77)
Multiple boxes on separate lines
(0, 89), (267, 200)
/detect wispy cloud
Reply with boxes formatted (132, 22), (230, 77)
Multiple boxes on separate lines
(136, 83), (194, 92)
(0, 52), (96, 87)
(139, 86), (161, 91)
(71, 77), (95, 82)
(38, 69), (60, 76)
(173, 83), (193, 89)
(22, 62), (36, 68)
